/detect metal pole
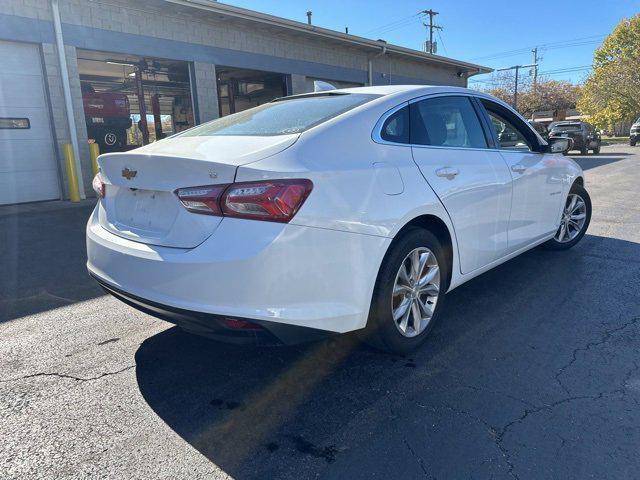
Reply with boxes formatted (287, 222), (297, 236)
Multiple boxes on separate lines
(532, 47), (538, 93)
(51, 0), (86, 198)
(134, 67), (150, 145)
(429, 13), (433, 53)
(514, 66), (519, 110)
(496, 63), (537, 111)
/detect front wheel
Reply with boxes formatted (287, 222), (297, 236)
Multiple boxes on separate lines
(592, 143), (601, 154)
(631, 139), (637, 147)
(543, 183), (591, 250)
(363, 228), (448, 354)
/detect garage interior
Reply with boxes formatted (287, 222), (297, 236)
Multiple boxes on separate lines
(77, 50), (195, 153)
(215, 66), (288, 117)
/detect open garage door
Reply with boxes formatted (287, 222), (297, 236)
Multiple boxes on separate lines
(0, 40), (60, 205)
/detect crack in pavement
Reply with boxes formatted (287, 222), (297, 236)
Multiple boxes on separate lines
(0, 365), (136, 383)
(402, 437), (432, 479)
(554, 316), (639, 394)
(427, 385), (630, 480)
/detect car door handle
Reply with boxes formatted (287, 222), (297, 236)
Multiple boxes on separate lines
(435, 167), (459, 180)
(511, 164), (527, 174)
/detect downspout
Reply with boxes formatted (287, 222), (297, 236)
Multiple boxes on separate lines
(368, 45), (387, 86)
(51, 0), (85, 198)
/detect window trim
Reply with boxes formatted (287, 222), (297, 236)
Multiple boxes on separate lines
(372, 91), (547, 153)
(476, 98), (546, 154)
(372, 102), (411, 146)
(373, 93), (495, 151)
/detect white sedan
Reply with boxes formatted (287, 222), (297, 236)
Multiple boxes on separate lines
(87, 85), (590, 353)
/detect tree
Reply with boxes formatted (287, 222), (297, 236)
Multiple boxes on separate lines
(481, 75), (580, 119)
(577, 15), (640, 129)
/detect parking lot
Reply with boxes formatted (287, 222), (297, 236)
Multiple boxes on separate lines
(1, 144), (639, 479)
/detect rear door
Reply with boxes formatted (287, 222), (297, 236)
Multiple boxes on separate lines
(478, 99), (564, 251)
(409, 95), (512, 274)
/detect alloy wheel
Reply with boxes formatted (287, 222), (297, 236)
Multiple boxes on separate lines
(391, 247), (440, 338)
(555, 193), (587, 243)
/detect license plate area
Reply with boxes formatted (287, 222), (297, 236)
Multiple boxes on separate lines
(112, 187), (179, 238)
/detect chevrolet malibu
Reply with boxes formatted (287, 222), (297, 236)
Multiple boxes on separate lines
(87, 85), (591, 354)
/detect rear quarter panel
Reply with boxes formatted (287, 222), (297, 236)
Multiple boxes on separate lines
(235, 99), (461, 287)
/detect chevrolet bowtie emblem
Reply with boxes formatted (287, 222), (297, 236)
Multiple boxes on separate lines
(122, 167), (137, 180)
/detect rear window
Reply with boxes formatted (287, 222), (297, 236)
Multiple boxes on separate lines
(179, 93), (379, 137)
(551, 123), (582, 132)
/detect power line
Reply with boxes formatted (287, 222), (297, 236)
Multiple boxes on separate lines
(363, 13), (421, 35)
(471, 34), (607, 61)
(468, 65), (593, 85)
(436, 29), (448, 56)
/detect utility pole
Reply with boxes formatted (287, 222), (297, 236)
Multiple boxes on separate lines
(496, 63), (537, 110)
(421, 9), (441, 54)
(531, 47), (539, 93)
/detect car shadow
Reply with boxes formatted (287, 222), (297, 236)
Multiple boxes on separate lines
(135, 234), (640, 479)
(570, 152), (631, 170)
(0, 202), (105, 323)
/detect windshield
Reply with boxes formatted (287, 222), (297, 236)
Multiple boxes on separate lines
(551, 123), (582, 132)
(179, 93), (379, 137)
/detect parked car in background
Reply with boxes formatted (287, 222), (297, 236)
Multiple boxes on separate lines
(548, 121), (601, 155)
(529, 121), (548, 140)
(87, 85), (588, 354)
(81, 82), (132, 152)
(630, 117), (640, 146)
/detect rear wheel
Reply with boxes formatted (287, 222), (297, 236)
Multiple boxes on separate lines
(631, 138), (637, 147)
(592, 143), (600, 154)
(580, 144), (589, 155)
(363, 228), (448, 354)
(543, 183), (591, 250)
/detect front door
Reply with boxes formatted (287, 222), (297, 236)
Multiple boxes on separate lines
(409, 95), (512, 274)
(479, 99), (564, 251)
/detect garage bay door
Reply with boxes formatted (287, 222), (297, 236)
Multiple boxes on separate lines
(0, 40), (60, 205)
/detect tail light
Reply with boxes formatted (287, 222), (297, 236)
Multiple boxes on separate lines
(175, 179), (313, 223)
(176, 185), (227, 215)
(92, 173), (105, 198)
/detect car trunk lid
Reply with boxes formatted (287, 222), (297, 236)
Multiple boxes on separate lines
(96, 135), (298, 248)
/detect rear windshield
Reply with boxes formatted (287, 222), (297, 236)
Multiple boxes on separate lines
(179, 93), (379, 137)
(551, 123), (582, 132)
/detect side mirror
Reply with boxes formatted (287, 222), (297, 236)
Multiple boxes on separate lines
(548, 137), (570, 154)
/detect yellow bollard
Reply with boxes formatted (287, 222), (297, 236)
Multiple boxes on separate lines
(89, 142), (100, 176)
(63, 143), (81, 202)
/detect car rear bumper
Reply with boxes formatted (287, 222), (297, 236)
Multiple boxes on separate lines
(91, 273), (332, 345)
(86, 205), (390, 335)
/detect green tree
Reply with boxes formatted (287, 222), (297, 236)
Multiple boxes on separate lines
(577, 15), (640, 128)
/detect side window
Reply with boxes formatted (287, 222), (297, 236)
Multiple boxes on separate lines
(409, 96), (487, 149)
(380, 106), (409, 144)
(483, 106), (533, 151)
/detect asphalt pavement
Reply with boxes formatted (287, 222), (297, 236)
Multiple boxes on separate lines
(1, 144), (639, 479)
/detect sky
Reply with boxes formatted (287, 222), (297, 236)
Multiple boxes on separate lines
(222, 0), (640, 87)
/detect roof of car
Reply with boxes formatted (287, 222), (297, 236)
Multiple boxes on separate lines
(288, 85), (484, 100)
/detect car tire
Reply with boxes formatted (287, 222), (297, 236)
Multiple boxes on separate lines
(542, 183), (591, 251)
(592, 143), (601, 154)
(631, 139), (637, 147)
(363, 227), (449, 354)
(580, 145), (588, 155)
